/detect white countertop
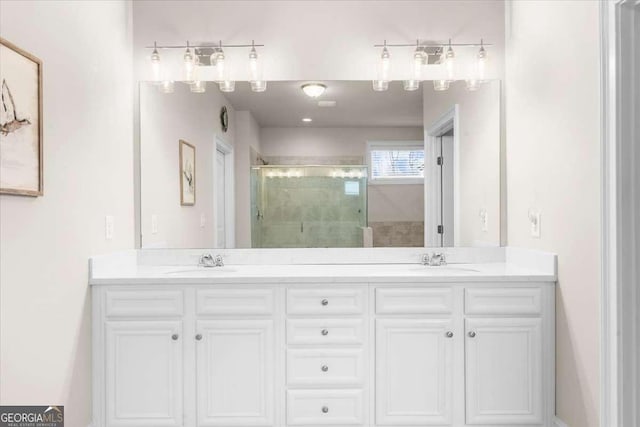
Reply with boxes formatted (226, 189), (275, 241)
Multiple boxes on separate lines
(89, 257), (556, 286)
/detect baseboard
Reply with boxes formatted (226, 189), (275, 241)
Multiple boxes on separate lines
(554, 415), (569, 427)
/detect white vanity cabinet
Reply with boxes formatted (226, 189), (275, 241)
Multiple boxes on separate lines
(92, 281), (554, 427)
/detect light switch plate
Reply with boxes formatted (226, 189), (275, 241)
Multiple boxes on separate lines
(105, 215), (114, 240)
(529, 210), (541, 238)
(151, 214), (158, 234)
(200, 213), (206, 228)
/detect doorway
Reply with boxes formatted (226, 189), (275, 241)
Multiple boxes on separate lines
(214, 136), (235, 248)
(425, 105), (460, 247)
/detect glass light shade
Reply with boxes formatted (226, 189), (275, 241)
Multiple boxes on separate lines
(150, 49), (161, 81)
(184, 48), (195, 82)
(477, 46), (487, 81)
(433, 79), (450, 91)
(159, 80), (174, 94)
(251, 80), (267, 92)
(444, 46), (455, 80)
(372, 80), (389, 91)
(403, 80), (420, 91)
(465, 79), (480, 91)
(219, 80), (235, 92)
(190, 81), (206, 93)
(301, 83), (327, 98)
(214, 50), (226, 83)
(380, 46), (391, 82)
(248, 47), (260, 82)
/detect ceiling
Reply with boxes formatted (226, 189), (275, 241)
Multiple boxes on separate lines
(222, 80), (423, 128)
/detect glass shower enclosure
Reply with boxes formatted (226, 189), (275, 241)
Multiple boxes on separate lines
(251, 165), (368, 248)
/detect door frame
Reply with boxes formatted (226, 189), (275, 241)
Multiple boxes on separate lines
(600, 1), (639, 426)
(214, 135), (235, 248)
(425, 105), (460, 247)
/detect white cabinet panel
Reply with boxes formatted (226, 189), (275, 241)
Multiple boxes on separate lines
(376, 288), (453, 314)
(196, 319), (274, 426)
(105, 321), (183, 427)
(105, 290), (183, 317)
(465, 288), (542, 315)
(287, 389), (364, 426)
(287, 288), (366, 315)
(287, 349), (365, 386)
(287, 319), (365, 345)
(465, 318), (543, 425)
(375, 319), (453, 425)
(196, 289), (275, 315)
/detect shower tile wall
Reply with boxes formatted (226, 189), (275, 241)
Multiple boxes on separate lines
(251, 166), (367, 248)
(369, 221), (424, 247)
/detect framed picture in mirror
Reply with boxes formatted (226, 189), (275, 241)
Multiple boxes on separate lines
(179, 139), (195, 206)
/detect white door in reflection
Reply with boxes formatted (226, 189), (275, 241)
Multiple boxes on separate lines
(437, 131), (455, 247)
(216, 149), (226, 248)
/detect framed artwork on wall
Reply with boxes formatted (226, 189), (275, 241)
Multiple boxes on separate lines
(179, 139), (195, 205)
(0, 37), (43, 196)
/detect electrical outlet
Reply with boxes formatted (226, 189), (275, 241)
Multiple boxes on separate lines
(528, 209), (541, 238)
(105, 215), (114, 240)
(200, 213), (206, 228)
(151, 214), (158, 234)
(479, 209), (488, 232)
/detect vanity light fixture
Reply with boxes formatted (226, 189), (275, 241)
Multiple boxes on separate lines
(150, 41), (161, 81)
(146, 40), (266, 92)
(184, 41), (195, 82)
(301, 83), (327, 98)
(465, 79), (480, 91)
(302, 117), (313, 122)
(372, 80), (389, 92)
(373, 41), (391, 92)
(403, 41), (423, 91)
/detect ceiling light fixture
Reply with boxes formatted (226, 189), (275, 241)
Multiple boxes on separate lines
(301, 83), (327, 98)
(302, 118), (313, 122)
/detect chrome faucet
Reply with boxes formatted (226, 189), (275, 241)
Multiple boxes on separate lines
(199, 253), (224, 268)
(420, 252), (447, 266)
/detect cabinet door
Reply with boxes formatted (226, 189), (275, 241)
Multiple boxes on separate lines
(196, 320), (274, 426)
(105, 321), (183, 427)
(465, 318), (542, 425)
(376, 319), (453, 425)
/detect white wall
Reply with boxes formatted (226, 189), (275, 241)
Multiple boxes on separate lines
(235, 110), (262, 248)
(505, 1), (601, 425)
(423, 80), (501, 246)
(140, 82), (235, 248)
(131, 0), (505, 82)
(0, 2), (133, 426)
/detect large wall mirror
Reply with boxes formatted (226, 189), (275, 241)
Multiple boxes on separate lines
(139, 79), (501, 249)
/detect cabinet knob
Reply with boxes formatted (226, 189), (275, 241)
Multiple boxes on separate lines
(195, 334), (203, 341)
(468, 331), (476, 338)
(445, 331), (453, 338)
(321, 299), (329, 306)
(172, 334), (179, 341)
(321, 365), (329, 372)
(321, 329), (329, 336)
(322, 406), (329, 414)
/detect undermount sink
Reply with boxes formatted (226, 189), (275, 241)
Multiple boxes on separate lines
(165, 267), (237, 275)
(407, 265), (480, 273)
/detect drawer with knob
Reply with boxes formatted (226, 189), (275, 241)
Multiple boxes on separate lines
(287, 349), (365, 386)
(286, 389), (363, 425)
(287, 288), (366, 316)
(287, 319), (365, 346)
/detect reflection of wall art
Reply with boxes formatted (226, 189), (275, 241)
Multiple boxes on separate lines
(0, 37), (43, 196)
(179, 139), (195, 205)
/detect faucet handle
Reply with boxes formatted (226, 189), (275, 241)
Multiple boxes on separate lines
(199, 253), (215, 267)
(214, 254), (224, 267)
(421, 253), (431, 265)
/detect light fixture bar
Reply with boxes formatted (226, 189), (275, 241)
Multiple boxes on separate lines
(146, 42), (265, 50)
(373, 41), (492, 48)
